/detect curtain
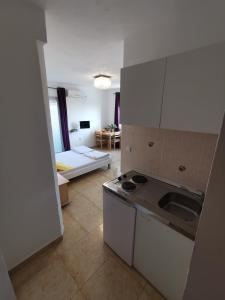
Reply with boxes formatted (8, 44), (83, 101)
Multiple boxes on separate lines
(57, 87), (71, 151)
(49, 98), (63, 153)
(114, 92), (120, 131)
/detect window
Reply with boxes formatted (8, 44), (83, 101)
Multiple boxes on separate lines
(49, 98), (63, 153)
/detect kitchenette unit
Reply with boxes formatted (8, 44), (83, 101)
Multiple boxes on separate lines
(103, 40), (225, 300)
(103, 171), (204, 300)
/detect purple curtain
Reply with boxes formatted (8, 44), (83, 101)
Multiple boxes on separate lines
(57, 87), (71, 151)
(114, 92), (120, 131)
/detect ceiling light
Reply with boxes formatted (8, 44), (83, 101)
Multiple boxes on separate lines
(94, 75), (112, 89)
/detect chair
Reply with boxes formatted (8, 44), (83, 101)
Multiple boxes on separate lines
(95, 131), (107, 148)
(111, 132), (121, 149)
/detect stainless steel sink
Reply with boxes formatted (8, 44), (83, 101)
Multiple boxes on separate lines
(158, 192), (202, 222)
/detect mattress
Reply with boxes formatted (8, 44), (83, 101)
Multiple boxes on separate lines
(56, 150), (93, 168)
(72, 146), (110, 160)
(55, 150), (111, 180)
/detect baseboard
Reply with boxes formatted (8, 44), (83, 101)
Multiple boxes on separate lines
(9, 235), (63, 275)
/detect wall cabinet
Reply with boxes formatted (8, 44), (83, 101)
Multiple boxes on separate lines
(120, 58), (166, 128)
(161, 43), (225, 134)
(121, 42), (225, 134)
(134, 209), (194, 300)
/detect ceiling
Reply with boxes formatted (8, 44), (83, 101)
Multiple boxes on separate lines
(27, 0), (225, 87)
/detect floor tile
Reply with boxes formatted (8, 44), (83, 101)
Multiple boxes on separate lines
(11, 248), (58, 291)
(11, 150), (165, 300)
(65, 192), (103, 232)
(79, 184), (103, 210)
(15, 259), (80, 300)
(60, 227), (110, 288)
(74, 209), (102, 233)
(141, 283), (166, 300)
(109, 255), (147, 288)
(81, 257), (143, 300)
(57, 211), (87, 253)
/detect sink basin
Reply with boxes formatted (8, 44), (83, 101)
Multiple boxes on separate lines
(159, 192), (202, 222)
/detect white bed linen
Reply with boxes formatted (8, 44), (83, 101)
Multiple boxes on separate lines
(55, 150), (111, 180)
(56, 150), (93, 168)
(83, 150), (109, 160)
(73, 146), (93, 154)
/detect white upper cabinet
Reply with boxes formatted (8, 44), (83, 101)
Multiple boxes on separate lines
(161, 42), (225, 134)
(120, 58), (166, 128)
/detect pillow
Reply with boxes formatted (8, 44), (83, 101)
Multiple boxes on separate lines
(72, 145), (94, 154)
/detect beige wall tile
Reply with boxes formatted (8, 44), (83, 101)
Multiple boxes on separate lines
(121, 125), (217, 191)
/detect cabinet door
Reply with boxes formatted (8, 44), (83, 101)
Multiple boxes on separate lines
(161, 42), (225, 134)
(120, 58), (166, 128)
(103, 190), (136, 266)
(134, 210), (194, 300)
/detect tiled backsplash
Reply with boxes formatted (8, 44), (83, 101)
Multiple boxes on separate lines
(121, 125), (218, 191)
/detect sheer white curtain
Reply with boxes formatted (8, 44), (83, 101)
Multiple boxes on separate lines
(49, 98), (63, 153)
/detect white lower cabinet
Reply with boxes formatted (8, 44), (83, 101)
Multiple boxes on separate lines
(103, 190), (136, 266)
(134, 208), (194, 300)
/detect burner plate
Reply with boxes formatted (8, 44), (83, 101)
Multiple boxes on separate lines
(122, 181), (136, 191)
(132, 175), (148, 184)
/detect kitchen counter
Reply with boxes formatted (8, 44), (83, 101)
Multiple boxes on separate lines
(103, 171), (203, 240)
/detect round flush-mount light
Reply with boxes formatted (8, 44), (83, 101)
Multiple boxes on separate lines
(94, 74), (112, 89)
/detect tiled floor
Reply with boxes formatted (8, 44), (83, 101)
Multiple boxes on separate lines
(11, 149), (165, 300)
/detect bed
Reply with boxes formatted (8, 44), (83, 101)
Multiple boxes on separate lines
(55, 146), (111, 180)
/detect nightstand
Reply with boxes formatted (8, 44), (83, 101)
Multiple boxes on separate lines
(57, 173), (70, 207)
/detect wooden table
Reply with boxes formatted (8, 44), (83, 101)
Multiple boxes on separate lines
(57, 173), (70, 207)
(101, 131), (121, 150)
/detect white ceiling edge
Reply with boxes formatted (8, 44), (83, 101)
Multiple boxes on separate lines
(47, 81), (120, 91)
(27, 0), (225, 87)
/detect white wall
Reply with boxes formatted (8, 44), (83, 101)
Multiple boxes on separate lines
(101, 88), (120, 129)
(67, 86), (103, 148)
(48, 85), (119, 148)
(183, 115), (225, 299)
(124, 5), (225, 67)
(0, 0), (62, 270)
(0, 251), (16, 300)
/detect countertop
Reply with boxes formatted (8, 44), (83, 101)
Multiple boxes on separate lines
(103, 172), (203, 240)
